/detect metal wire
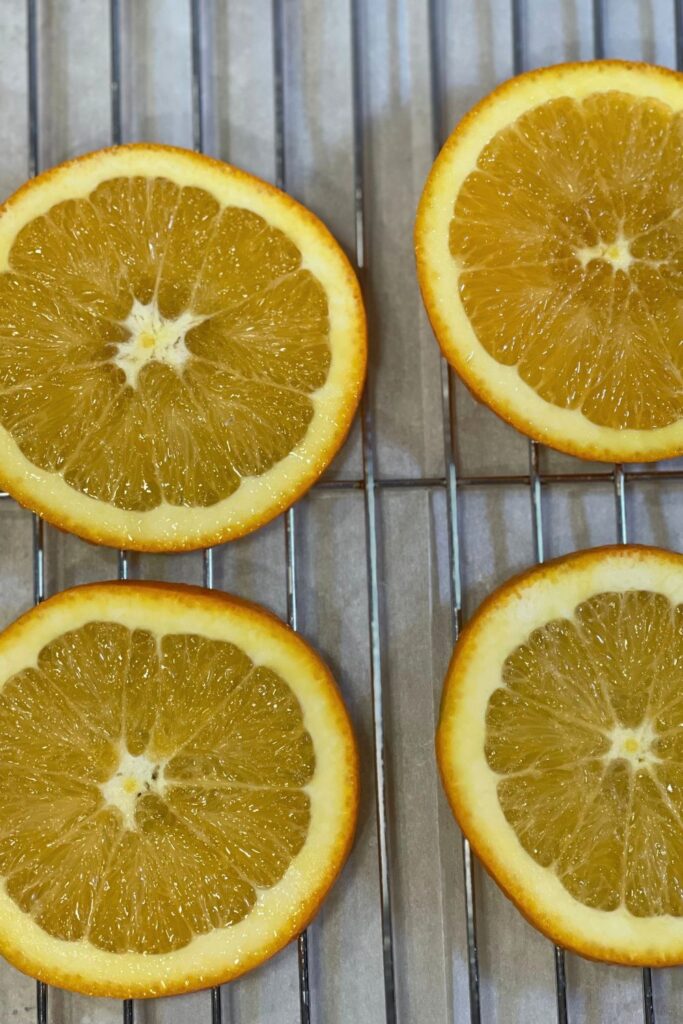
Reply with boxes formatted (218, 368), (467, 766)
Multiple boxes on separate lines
(6, 468), (683, 505)
(611, 490), (652, 1021)
(528, 441), (545, 564)
(593, 0), (628, 559)
(25, 8), (43, 610)
(270, 2), (312, 1021)
(110, 0), (123, 146)
(427, 1), (479, 1021)
(350, 0), (398, 1020)
(35, 979), (47, 1024)
(108, 4), (134, 1013)
(210, 985), (223, 1024)
(508, 0), (568, 1019)
(26, 3), (48, 1021)
(590, 4), (655, 1016)
(5, 468), (683, 505)
(614, 466), (628, 545)
(188, 0), (223, 1017)
(110, 0), (129, 582)
(593, 0), (606, 60)
(26, 0), (39, 179)
(190, 0), (205, 154)
(32, 517), (46, 606)
(643, 969), (656, 1024)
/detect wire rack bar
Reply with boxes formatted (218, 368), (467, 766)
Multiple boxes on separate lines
(528, 439), (545, 564)
(614, 466), (628, 545)
(190, 0), (205, 154)
(26, 0), (39, 179)
(110, 0), (129, 583)
(35, 978), (47, 1024)
(8, 467), (683, 507)
(32, 514), (46, 606)
(271, 2), (312, 1021)
(609, 375), (629, 544)
(427, 1), (480, 1021)
(643, 968), (656, 1024)
(637, 0), (665, 995)
(350, 0), (398, 1020)
(7, 467), (683, 505)
(109, 3), (134, 1018)
(26, 2), (48, 1022)
(110, 0), (123, 147)
(592, 0), (606, 63)
(591, 1), (655, 1015)
(189, 0), (223, 1018)
(677, 0), (683, 77)
(509, 0), (569, 1018)
(210, 985), (223, 1024)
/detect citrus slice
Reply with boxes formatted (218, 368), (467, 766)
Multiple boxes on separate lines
(416, 60), (683, 462)
(0, 144), (365, 550)
(437, 545), (683, 965)
(0, 581), (358, 996)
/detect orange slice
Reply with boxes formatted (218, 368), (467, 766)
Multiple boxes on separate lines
(438, 545), (683, 965)
(0, 144), (366, 549)
(0, 582), (358, 996)
(416, 61), (683, 462)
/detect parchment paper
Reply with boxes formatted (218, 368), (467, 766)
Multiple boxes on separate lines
(0, 1), (681, 1021)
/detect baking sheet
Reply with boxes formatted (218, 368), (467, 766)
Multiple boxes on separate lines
(0, 1), (682, 1022)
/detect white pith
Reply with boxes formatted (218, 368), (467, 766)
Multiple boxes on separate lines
(99, 743), (167, 829)
(114, 298), (205, 388)
(575, 232), (634, 272)
(608, 721), (660, 769)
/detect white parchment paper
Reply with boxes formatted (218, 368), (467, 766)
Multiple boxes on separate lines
(0, 1), (681, 1022)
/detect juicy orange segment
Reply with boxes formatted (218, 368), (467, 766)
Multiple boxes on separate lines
(416, 61), (683, 461)
(438, 546), (683, 966)
(0, 145), (365, 549)
(2, 625), (313, 953)
(1, 185), (328, 510)
(453, 93), (683, 430)
(488, 589), (683, 915)
(0, 582), (358, 996)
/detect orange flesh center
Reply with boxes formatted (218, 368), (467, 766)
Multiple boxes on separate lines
(486, 589), (683, 916)
(0, 176), (331, 511)
(0, 623), (314, 953)
(451, 91), (683, 430)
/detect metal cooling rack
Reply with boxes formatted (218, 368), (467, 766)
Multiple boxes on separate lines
(1, 0), (682, 1021)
